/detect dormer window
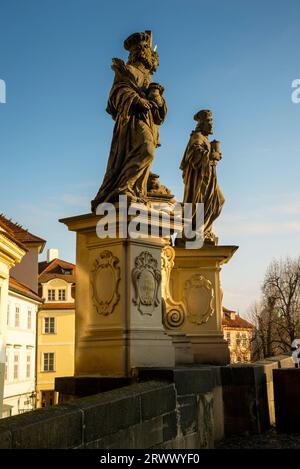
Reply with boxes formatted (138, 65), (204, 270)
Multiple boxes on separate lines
(61, 268), (72, 275)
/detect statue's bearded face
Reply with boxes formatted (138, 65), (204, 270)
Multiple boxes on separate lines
(198, 115), (213, 135)
(129, 42), (153, 70)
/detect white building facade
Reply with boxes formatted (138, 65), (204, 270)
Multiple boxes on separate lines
(3, 280), (41, 417)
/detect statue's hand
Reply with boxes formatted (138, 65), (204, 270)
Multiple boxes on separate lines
(149, 95), (164, 108)
(135, 98), (151, 113)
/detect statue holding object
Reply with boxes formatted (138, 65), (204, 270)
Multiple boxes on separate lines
(180, 110), (225, 244)
(91, 31), (167, 211)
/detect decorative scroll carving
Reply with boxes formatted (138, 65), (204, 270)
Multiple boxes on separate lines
(132, 251), (161, 316)
(91, 250), (120, 316)
(183, 274), (214, 325)
(161, 246), (186, 329)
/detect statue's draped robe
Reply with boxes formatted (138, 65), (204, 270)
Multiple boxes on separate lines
(180, 131), (225, 237)
(92, 59), (167, 207)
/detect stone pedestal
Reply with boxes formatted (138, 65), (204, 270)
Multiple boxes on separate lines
(60, 210), (175, 377)
(170, 245), (238, 365)
(169, 332), (194, 365)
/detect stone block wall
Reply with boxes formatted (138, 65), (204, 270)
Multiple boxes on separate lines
(0, 356), (294, 448)
(0, 369), (219, 449)
(273, 368), (300, 433)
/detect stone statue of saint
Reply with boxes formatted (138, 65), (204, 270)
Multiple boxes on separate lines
(91, 31), (167, 211)
(180, 110), (225, 244)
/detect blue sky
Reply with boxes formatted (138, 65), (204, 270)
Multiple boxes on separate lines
(1, 0), (300, 315)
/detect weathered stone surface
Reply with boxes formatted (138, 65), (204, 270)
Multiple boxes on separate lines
(139, 366), (214, 395)
(278, 356), (294, 368)
(174, 367), (214, 395)
(184, 432), (200, 449)
(221, 365), (270, 435)
(211, 366), (222, 387)
(0, 405), (82, 449)
(140, 383), (176, 420)
(163, 411), (178, 442)
(265, 354), (293, 369)
(55, 376), (132, 398)
(0, 366), (258, 449)
(177, 395), (198, 435)
(71, 387), (141, 443)
(221, 364), (266, 386)
(134, 417), (164, 448)
(197, 392), (214, 448)
(60, 215), (175, 378)
(170, 245), (236, 366)
(255, 360), (278, 382)
(212, 385), (224, 442)
(274, 368), (300, 433)
(255, 360), (278, 425)
(0, 428), (12, 449)
(94, 426), (133, 449)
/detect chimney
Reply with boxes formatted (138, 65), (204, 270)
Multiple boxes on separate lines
(230, 311), (236, 321)
(47, 248), (59, 263)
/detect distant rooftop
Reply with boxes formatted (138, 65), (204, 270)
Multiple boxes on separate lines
(9, 276), (43, 303)
(222, 306), (254, 329)
(0, 214), (46, 252)
(38, 257), (76, 284)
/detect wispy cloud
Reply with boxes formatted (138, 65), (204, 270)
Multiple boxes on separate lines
(216, 192), (300, 237)
(62, 193), (90, 208)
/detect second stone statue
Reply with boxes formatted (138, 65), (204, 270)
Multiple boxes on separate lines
(180, 109), (225, 244)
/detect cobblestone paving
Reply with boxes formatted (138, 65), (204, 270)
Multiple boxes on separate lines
(216, 428), (300, 449)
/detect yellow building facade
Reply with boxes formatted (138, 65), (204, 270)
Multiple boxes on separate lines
(222, 307), (254, 363)
(36, 250), (75, 407)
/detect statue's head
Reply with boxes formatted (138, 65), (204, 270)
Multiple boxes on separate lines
(194, 109), (213, 136)
(124, 31), (156, 72)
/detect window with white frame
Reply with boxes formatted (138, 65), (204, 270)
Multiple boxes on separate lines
(43, 317), (55, 334)
(58, 289), (66, 301)
(7, 303), (10, 326)
(5, 351), (9, 381)
(15, 306), (20, 328)
(48, 289), (55, 301)
(26, 353), (31, 378)
(43, 352), (55, 372)
(236, 332), (241, 346)
(27, 310), (32, 329)
(226, 332), (231, 346)
(13, 352), (19, 380)
(242, 333), (247, 347)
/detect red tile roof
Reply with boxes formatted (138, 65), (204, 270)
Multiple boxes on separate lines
(222, 306), (254, 329)
(0, 214), (46, 250)
(0, 220), (28, 252)
(9, 277), (43, 303)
